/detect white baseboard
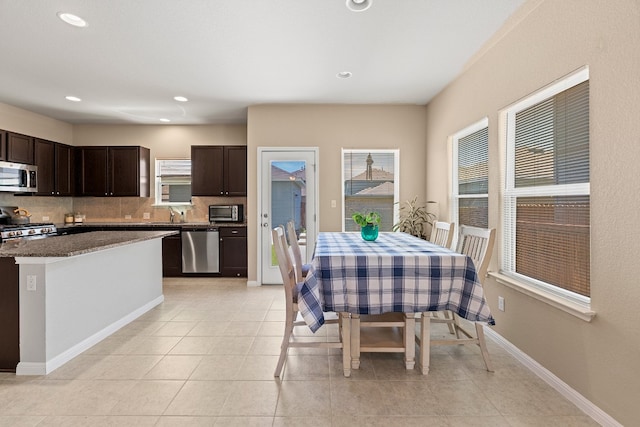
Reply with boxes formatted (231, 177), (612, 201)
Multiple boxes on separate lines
(485, 328), (622, 427)
(15, 362), (45, 376)
(246, 280), (260, 287)
(16, 295), (164, 376)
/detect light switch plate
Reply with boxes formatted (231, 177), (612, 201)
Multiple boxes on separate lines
(143, 212), (150, 219)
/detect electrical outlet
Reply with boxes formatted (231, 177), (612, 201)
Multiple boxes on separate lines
(125, 214), (132, 220)
(143, 212), (150, 219)
(27, 275), (37, 291)
(498, 296), (505, 312)
(42, 216), (50, 221)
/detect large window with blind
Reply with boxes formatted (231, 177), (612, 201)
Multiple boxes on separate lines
(502, 68), (590, 304)
(342, 149), (399, 232)
(451, 118), (489, 229)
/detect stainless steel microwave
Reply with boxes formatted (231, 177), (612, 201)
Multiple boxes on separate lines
(209, 204), (243, 223)
(0, 161), (37, 193)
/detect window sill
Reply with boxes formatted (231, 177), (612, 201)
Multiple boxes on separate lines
(151, 203), (194, 208)
(489, 272), (596, 322)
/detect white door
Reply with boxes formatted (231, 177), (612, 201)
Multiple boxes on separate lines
(258, 148), (317, 284)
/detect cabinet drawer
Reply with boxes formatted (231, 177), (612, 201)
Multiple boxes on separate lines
(220, 227), (246, 237)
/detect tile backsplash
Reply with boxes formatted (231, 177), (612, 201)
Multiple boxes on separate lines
(0, 194), (246, 224)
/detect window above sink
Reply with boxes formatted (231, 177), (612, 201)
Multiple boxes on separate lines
(155, 159), (192, 206)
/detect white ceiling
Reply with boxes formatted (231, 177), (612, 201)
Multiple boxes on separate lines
(0, 0), (525, 125)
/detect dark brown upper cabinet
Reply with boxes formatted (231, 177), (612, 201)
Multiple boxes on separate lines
(34, 139), (75, 196)
(55, 144), (75, 196)
(191, 145), (247, 196)
(34, 139), (54, 195)
(6, 132), (34, 164)
(0, 130), (6, 161)
(224, 146), (248, 196)
(76, 146), (150, 197)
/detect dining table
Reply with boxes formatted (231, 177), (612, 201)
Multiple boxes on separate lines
(298, 231), (495, 375)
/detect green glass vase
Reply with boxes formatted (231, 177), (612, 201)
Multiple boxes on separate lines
(361, 224), (379, 241)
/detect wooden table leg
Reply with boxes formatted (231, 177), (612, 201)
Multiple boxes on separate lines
(350, 313), (360, 369)
(340, 312), (351, 377)
(404, 313), (416, 369)
(419, 313), (430, 374)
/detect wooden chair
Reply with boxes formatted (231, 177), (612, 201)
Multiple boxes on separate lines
(418, 225), (496, 373)
(286, 220), (311, 284)
(429, 221), (455, 249)
(428, 221), (456, 332)
(272, 226), (350, 378)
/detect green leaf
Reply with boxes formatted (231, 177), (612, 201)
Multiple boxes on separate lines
(352, 211), (381, 226)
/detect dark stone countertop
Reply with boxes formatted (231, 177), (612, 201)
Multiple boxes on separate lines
(0, 230), (178, 258)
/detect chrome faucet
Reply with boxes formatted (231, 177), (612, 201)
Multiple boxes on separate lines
(169, 208), (185, 223)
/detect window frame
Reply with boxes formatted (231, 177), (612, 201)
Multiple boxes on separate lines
(154, 158), (193, 206)
(341, 149), (400, 232)
(450, 117), (489, 234)
(501, 67), (590, 308)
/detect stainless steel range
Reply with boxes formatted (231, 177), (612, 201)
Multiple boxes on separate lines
(0, 223), (57, 242)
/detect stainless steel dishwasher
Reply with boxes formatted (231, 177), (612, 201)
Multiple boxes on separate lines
(181, 228), (220, 273)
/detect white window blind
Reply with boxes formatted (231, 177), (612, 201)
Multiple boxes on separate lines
(503, 68), (590, 303)
(452, 118), (489, 229)
(155, 159), (192, 204)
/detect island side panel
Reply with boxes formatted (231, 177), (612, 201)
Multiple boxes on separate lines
(16, 238), (164, 375)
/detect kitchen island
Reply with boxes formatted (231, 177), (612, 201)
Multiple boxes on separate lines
(0, 230), (177, 375)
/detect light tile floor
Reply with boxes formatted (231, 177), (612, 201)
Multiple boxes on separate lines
(0, 277), (600, 426)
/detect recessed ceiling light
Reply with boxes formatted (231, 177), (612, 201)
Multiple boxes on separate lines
(159, 118), (171, 123)
(337, 71), (352, 79)
(173, 96), (188, 102)
(346, 0), (372, 12)
(57, 12), (88, 28)
(65, 96), (82, 102)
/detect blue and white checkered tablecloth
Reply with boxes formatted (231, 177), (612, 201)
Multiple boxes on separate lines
(298, 232), (495, 333)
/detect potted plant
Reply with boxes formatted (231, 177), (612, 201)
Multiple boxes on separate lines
(352, 211), (381, 241)
(392, 196), (437, 239)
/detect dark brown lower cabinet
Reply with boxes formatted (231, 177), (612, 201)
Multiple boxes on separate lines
(59, 226), (246, 278)
(220, 227), (247, 277)
(162, 235), (183, 277)
(0, 257), (19, 372)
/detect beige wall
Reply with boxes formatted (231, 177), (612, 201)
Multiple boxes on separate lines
(425, 0), (640, 424)
(2, 1), (637, 421)
(71, 124), (248, 222)
(73, 124), (246, 157)
(247, 104), (428, 282)
(0, 102), (73, 145)
(0, 103), (76, 220)
(0, 117), (247, 223)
